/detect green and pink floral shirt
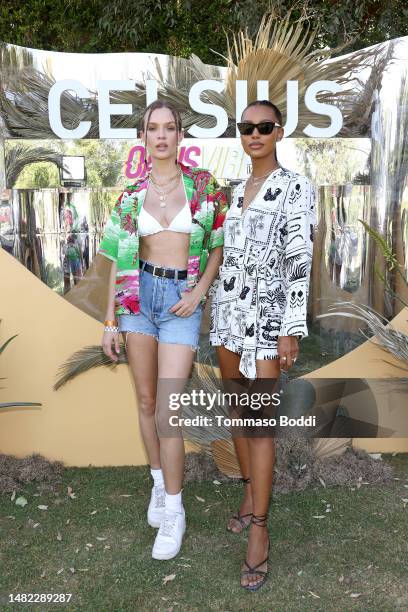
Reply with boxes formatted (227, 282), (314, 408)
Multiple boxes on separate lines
(99, 163), (228, 317)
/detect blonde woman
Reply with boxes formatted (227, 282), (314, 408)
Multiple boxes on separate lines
(99, 100), (227, 560)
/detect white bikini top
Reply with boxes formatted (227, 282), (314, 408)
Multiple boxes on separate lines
(138, 200), (192, 236)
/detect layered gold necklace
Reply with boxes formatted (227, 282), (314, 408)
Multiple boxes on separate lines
(149, 167), (182, 208)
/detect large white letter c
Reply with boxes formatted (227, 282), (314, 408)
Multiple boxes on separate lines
(48, 79), (91, 138)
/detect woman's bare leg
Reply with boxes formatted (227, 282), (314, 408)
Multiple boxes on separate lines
(216, 346), (253, 532)
(156, 343), (196, 494)
(126, 333), (160, 467)
(243, 358), (280, 589)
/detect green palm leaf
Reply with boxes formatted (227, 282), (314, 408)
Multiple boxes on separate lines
(359, 219), (408, 308)
(0, 334), (18, 355)
(359, 219), (401, 271)
(0, 402), (41, 409)
(0, 327), (42, 408)
(54, 345), (128, 390)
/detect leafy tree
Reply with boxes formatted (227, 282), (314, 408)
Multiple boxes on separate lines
(10, 140), (124, 188)
(0, 1), (407, 62)
(14, 161), (60, 188)
(231, 1), (408, 54)
(65, 140), (124, 187)
(295, 139), (370, 185)
(0, 0), (103, 53)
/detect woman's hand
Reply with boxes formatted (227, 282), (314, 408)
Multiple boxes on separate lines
(278, 336), (299, 372)
(169, 288), (203, 317)
(102, 331), (120, 362)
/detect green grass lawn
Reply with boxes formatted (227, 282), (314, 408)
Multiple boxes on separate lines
(1, 454), (407, 611)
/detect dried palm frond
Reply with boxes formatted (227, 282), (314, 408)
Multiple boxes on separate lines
(54, 345), (128, 391)
(313, 437), (351, 458)
(317, 301), (408, 369)
(211, 439), (241, 477)
(5, 143), (65, 187)
(131, 54), (229, 132)
(345, 42), (394, 136)
(223, 12), (316, 105)
(0, 53), (224, 138)
(223, 12), (390, 136)
(0, 66), (100, 139)
(0, 15), (391, 140)
(188, 350), (350, 469)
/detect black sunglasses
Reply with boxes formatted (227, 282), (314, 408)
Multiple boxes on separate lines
(237, 121), (281, 136)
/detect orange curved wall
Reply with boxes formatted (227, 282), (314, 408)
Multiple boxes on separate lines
(0, 249), (148, 466)
(0, 248), (407, 466)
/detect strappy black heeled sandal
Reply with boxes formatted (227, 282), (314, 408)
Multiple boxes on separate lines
(241, 513), (270, 592)
(227, 477), (253, 533)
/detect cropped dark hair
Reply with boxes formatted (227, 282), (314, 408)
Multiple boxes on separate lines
(241, 100), (283, 125)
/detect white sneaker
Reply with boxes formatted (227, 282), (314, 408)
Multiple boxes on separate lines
(147, 485), (165, 528)
(152, 510), (186, 560)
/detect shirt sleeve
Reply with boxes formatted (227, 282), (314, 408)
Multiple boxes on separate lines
(280, 175), (317, 338)
(98, 194), (122, 262)
(206, 175), (228, 251)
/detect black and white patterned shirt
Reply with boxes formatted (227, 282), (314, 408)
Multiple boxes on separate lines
(209, 167), (316, 379)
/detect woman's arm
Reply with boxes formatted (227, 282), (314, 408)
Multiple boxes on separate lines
(195, 177), (228, 296)
(101, 261), (120, 362)
(105, 260), (117, 322)
(170, 247), (223, 317)
(102, 260), (120, 362)
(278, 176), (316, 369)
(192, 246), (223, 298)
(170, 174), (228, 316)
(99, 195), (122, 361)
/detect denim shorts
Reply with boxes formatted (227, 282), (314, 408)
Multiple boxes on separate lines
(118, 262), (203, 350)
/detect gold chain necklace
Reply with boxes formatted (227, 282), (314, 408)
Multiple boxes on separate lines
(148, 166), (182, 208)
(149, 167), (181, 188)
(248, 165), (280, 187)
(149, 174), (182, 208)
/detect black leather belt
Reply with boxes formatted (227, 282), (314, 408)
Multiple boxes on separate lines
(140, 260), (188, 280)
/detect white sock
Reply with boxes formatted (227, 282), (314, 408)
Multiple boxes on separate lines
(165, 491), (183, 514)
(150, 467), (164, 488)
